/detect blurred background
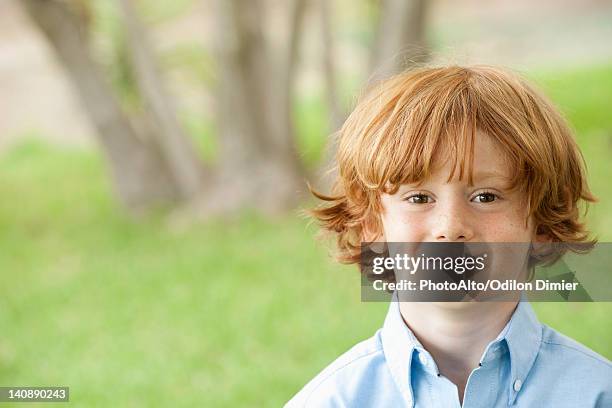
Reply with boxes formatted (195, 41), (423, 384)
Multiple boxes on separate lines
(1, 0), (611, 406)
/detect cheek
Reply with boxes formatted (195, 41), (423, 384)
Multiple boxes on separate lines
(478, 211), (533, 242)
(381, 210), (429, 241)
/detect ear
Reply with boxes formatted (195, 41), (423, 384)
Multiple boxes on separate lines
(362, 215), (386, 255)
(531, 225), (553, 259)
(533, 225), (553, 244)
(362, 214), (385, 243)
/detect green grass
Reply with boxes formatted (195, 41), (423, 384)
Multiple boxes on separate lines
(1, 64), (611, 407)
(531, 65), (612, 236)
(0, 144), (381, 406)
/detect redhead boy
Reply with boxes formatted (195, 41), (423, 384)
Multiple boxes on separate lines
(287, 66), (611, 407)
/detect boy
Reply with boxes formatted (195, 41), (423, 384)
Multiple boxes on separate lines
(286, 66), (611, 407)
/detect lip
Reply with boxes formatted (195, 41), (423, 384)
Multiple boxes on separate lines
(463, 243), (489, 261)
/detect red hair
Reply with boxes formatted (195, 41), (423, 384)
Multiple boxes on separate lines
(309, 65), (596, 266)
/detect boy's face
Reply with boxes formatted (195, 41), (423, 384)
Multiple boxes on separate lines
(376, 131), (539, 244)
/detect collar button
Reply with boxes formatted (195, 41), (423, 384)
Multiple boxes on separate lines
(513, 379), (523, 392)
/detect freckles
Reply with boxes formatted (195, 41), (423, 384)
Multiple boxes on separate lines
(487, 214), (531, 240)
(480, 214), (523, 238)
(383, 212), (423, 241)
(399, 215), (412, 225)
(386, 206), (414, 225)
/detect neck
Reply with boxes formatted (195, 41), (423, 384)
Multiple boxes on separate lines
(399, 301), (518, 402)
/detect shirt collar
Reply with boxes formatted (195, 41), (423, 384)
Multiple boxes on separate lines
(381, 293), (542, 407)
(502, 298), (543, 405)
(380, 292), (421, 407)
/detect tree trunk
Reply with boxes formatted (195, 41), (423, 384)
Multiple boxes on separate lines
(208, 0), (307, 215)
(313, 0), (343, 195)
(315, 0), (430, 194)
(369, 0), (429, 80)
(117, 0), (206, 200)
(319, 0), (343, 132)
(21, 0), (180, 211)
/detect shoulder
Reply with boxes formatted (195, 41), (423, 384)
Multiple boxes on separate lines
(539, 324), (611, 373)
(534, 323), (612, 403)
(285, 330), (388, 408)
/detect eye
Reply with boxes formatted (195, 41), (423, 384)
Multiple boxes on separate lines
(472, 192), (498, 203)
(405, 193), (434, 204)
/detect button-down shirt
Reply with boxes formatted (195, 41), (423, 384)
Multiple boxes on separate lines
(286, 296), (612, 407)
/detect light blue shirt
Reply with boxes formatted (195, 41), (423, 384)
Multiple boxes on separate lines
(286, 296), (612, 407)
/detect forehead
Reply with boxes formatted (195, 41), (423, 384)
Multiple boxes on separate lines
(429, 131), (512, 184)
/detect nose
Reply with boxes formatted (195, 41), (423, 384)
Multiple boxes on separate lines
(431, 203), (474, 242)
